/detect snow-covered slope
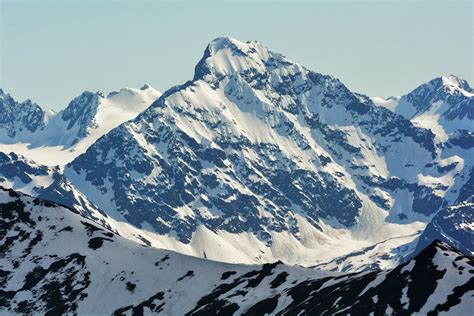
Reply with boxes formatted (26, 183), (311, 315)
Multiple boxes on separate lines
(310, 232), (421, 272)
(1, 188), (472, 315)
(0, 85), (161, 165)
(63, 37), (468, 262)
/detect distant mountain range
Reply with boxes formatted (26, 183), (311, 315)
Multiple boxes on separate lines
(0, 187), (472, 315)
(0, 37), (472, 272)
(0, 85), (161, 165)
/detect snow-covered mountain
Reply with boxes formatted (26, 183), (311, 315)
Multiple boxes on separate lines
(0, 85), (161, 165)
(0, 37), (472, 270)
(372, 75), (473, 144)
(60, 37), (471, 264)
(1, 188), (472, 315)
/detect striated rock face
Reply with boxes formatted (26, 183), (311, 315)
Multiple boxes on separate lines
(0, 188), (472, 315)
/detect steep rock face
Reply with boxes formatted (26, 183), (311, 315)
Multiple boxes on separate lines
(0, 89), (45, 140)
(60, 91), (102, 146)
(0, 152), (50, 186)
(0, 189), (472, 315)
(66, 38), (447, 247)
(416, 202), (473, 256)
(415, 168), (474, 256)
(0, 152), (104, 222)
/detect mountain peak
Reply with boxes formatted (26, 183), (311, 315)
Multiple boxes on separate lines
(416, 75), (472, 95)
(77, 90), (101, 99)
(0, 88), (12, 102)
(440, 74), (472, 92)
(194, 37), (275, 81)
(398, 74), (473, 117)
(61, 91), (102, 132)
(140, 83), (152, 90)
(207, 37), (253, 54)
(106, 85), (160, 102)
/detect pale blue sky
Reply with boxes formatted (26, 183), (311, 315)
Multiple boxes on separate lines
(1, 0), (472, 110)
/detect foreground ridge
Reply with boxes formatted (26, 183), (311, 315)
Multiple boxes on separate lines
(1, 188), (472, 315)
